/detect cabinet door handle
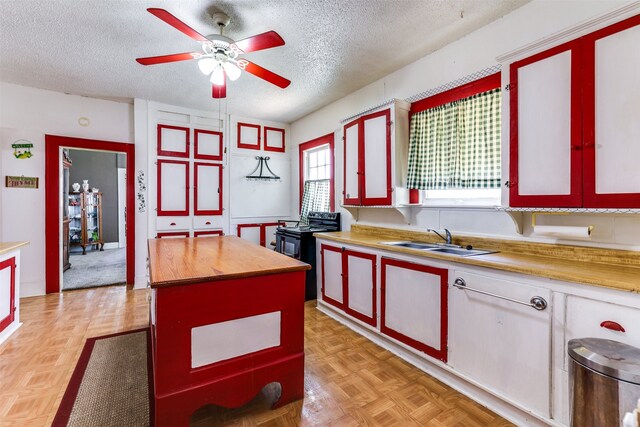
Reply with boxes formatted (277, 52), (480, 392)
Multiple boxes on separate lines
(170, 222), (176, 226)
(205, 221), (211, 225)
(600, 320), (625, 332)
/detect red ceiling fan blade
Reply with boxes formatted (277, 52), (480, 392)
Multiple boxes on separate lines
(136, 52), (198, 65)
(232, 31), (285, 53)
(212, 79), (227, 99)
(242, 60), (291, 89)
(147, 8), (209, 42)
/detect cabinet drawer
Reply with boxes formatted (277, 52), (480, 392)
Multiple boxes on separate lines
(564, 295), (640, 369)
(192, 216), (223, 230)
(156, 216), (190, 231)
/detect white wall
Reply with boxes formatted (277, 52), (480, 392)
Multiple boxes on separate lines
(290, 0), (640, 250)
(0, 82), (137, 296)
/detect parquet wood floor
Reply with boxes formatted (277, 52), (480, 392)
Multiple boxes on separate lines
(0, 286), (514, 427)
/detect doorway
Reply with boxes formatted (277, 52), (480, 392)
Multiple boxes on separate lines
(62, 149), (127, 290)
(45, 135), (135, 294)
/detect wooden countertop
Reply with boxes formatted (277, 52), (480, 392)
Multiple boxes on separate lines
(148, 236), (310, 288)
(0, 241), (29, 256)
(314, 227), (640, 294)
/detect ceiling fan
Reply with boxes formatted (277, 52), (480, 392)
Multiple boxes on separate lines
(136, 8), (291, 98)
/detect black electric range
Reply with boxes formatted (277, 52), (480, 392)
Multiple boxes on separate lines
(275, 212), (340, 300)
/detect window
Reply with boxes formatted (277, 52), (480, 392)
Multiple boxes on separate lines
(299, 134), (335, 222)
(407, 73), (501, 204)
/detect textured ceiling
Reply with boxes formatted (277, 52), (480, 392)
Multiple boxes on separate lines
(0, 0), (528, 123)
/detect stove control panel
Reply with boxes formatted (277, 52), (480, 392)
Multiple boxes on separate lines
(308, 212), (338, 220)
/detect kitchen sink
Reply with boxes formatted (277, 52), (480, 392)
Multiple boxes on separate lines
(379, 241), (497, 257)
(428, 247), (497, 257)
(379, 241), (443, 250)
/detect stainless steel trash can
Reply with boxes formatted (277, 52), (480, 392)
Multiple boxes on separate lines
(568, 338), (640, 427)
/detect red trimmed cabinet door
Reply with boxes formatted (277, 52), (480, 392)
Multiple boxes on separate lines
(509, 39), (583, 208)
(157, 159), (189, 216)
(343, 250), (377, 327)
(582, 15), (640, 208)
(0, 257), (17, 334)
(380, 257), (448, 362)
(320, 244), (345, 310)
(320, 244), (377, 327)
(343, 109), (392, 206)
(194, 163), (222, 215)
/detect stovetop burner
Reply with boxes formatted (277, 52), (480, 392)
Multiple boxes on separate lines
(276, 211), (341, 235)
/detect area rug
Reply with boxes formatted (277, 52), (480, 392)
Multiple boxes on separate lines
(63, 248), (126, 290)
(52, 328), (152, 427)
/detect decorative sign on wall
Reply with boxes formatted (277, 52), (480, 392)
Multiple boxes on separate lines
(6, 175), (39, 189)
(11, 140), (34, 159)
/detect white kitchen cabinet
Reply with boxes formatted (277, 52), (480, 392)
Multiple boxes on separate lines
(320, 243), (344, 309)
(319, 243), (377, 326)
(342, 99), (410, 206)
(194, 163), (222, 216)
(564, 295), (640, 366)
(154, 117), (227, 234)
(448, 269), (552, 418)
(380, 257), (447, 361)
(236, 222), (282, 248)
(157, 159), (189, 216)
(508, 15), (640, 208)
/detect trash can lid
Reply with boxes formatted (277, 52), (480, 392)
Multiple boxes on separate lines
(568, 338), (640, 384)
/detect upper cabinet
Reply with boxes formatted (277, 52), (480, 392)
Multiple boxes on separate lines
(508, 15), (640, 208)
(342, 99), (410, 206)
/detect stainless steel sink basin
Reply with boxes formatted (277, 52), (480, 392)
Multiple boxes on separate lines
(379, 241), (497, 257)
(428, 247), (497, 257)
(379, 241), (443, 250)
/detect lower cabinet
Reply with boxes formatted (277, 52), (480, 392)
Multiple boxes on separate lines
(448, 269), (552, 418)
(380, 257), (448, 362)
(320, 243), (377, 326)
(237, 222), (282, 248)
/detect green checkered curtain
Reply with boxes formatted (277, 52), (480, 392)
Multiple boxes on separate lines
(407, 88), (501, 190)
(300, 179), (330, 224)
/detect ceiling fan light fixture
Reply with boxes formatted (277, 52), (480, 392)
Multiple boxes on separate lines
(223, 61), (241, 81)
(210, 64), (226, 86)
(198, 57), (217, 75)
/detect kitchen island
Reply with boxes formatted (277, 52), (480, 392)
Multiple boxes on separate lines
(148, 236), (310, 426)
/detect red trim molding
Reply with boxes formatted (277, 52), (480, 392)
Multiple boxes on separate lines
(320, 244), (345, 310)
(264, 127), (286, 153)
(0, 257), (16, 333)
(157, 159), (190, 216)
(157, 231), (190, 238)
(343, 250), (377, 327)
(194, 162), (223, 216)
(237, 122), (261, 150)
(410, 73), (500, 115)
(380, 257), (448, 362)
(157, 124), (190, 158)
(298, 133), (335, 212)
(45, 135), (135, 294)
(194, 129), (223, 161)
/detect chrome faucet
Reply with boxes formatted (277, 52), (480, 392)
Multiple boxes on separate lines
(427, 228), (452, 245)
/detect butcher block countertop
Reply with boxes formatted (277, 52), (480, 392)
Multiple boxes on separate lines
(315, 225), (640, 294)
(0, 241), (29, 256)
(148, 236), (310, 288)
